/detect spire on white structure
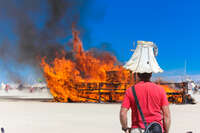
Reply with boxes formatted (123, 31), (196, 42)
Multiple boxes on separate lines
(124, 41), (163, 73)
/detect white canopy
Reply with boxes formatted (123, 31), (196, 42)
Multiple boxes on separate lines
(124, 41), (163, 73)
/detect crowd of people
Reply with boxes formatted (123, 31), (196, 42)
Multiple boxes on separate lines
(0, 82), (46, 93)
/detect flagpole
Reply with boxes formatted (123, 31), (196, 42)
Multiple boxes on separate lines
(184, 59), (187, 81)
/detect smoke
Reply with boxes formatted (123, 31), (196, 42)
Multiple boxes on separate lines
(0, 0), (92, 83)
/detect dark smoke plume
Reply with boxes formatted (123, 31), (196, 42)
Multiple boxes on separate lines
(0, 0), (92, 83)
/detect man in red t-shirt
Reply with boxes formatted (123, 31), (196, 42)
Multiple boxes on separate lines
(120, 73), (171, 133)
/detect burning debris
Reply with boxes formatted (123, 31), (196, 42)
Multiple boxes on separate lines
(0, 0), (188, 104)
(41, 30), (134, 103)
(41, 37), (187, 104)
(0, 0), (133, 103)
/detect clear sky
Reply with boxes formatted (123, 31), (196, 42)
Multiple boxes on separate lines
(0, 0), (200, 82)
(84, 0), (200, 77)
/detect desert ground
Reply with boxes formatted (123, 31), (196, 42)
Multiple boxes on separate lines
(0, 90), (199, 133)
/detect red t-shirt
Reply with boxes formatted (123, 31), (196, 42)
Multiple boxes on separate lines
(121, 81), (169, 131)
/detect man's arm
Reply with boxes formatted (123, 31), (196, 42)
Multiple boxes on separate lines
(120, 107), (130, 133)
(162, 105), (171, 133)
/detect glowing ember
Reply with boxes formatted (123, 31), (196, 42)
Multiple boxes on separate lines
(41, 30), (133, 102)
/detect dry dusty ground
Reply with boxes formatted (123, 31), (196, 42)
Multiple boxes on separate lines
(0, 96), (199, 133)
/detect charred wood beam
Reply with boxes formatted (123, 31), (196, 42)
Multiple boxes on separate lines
(81, 92), (125, 95)
(78, 96), (99, 102)
(77, 88), (126, 91)
(167, 92), (182, 95)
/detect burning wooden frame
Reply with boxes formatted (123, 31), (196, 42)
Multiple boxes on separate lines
(158, 82), (188, 104)
(51, 81), (185, 103)
(41, 30), (185, 104)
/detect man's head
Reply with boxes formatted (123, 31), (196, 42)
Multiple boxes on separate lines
(137, 73), (152, 82)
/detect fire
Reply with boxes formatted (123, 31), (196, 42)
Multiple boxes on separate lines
(40, 30), (183, 103)
(159, 85), (183, 103)
(41, 30), (133, 102)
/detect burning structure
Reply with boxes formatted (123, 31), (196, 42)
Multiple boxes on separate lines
(41, 34), (185, 103)
(0, 0), (185, 103)
(41, 31), (134, 103)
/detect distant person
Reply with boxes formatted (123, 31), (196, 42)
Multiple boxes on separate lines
(120, 73), (171, 133)
(5, 84), (9, 92)
(180, 82), (187, 104)
(185, 94), (196, 104)
(30, 87), (34, 93)
(188, 81), (195, 95)
(198, 86), (200, 94)
(194, 85), (198, 93)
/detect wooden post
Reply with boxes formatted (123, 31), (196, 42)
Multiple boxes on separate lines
(98, 83), (101, 103)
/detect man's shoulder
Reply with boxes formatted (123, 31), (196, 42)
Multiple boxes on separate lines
(137, 82), (165, 92)
(149, 83), (167, 95)
(136, 82), (161, 87)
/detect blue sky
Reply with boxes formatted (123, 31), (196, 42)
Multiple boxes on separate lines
(0, 0), (200, 82)
(84, 0), (200, 76)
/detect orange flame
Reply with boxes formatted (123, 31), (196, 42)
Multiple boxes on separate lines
(159, 85), (183, 103)
(41, 30), (133, 102)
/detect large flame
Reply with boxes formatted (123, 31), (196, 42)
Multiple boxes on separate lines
(41, 30), (133, 102)
(41, 30), (183, 103)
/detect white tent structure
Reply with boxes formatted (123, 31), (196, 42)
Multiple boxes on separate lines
(124, 41), (163, 73)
